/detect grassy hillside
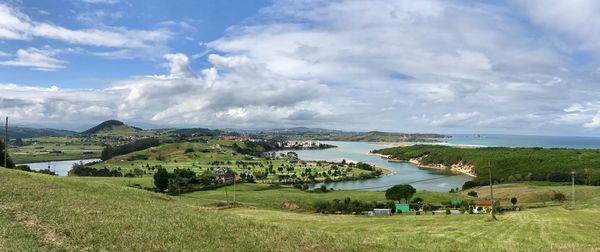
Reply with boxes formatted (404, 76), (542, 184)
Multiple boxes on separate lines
(80, 120), (154, 137)
(1, 168), (599, 251)
(0, 126), (76, 139)
(0, 168), (356, 251)
(373, 145), (600, 185)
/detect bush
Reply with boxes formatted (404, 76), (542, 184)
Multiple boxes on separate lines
(15, 165), (32, 172)
(36, 169), (57, 176)
(553, 192), (567, 202)
(445, 208), (451, 215)
(467, 191), (478, 197)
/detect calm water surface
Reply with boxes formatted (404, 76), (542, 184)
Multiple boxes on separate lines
(289, 141), (471, 192)
(446, 134), (600, 148)
(24, 159), (101, 176)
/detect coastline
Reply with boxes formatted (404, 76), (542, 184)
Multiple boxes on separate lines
(369, 151), (477, 177)
(408, 158), (477, 177)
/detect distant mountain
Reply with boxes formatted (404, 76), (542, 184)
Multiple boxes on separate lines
(330, 131), (447, 142)
(80, 120), (143, 136)
(0, 126), (76, 139)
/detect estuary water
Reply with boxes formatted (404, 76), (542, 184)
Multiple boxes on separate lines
(290, 141), (472, 192)
(24, 158), (101, 176)
(445, 134), (600, 149)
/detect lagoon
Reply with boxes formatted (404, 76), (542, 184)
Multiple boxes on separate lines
(24, 158), (101, 176)
(290, 141), (471, 192)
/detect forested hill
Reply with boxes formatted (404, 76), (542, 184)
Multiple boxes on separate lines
(0, 126), (76, 139)
(81, 120), (142, 136)
(372, 145), (600, 186)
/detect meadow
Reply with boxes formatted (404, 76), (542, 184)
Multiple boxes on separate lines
(9, 137), (103, 163)
(1, 168), (599, 251)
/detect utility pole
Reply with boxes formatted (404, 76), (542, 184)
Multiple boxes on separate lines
(4, 117), (7, 168)
(489, 160), (497, 220)
(571, 171), (576, 208)
(488, 161), (494, 201)
(233, 174), (236, 204)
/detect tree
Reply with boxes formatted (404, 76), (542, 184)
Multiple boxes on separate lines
(385, 184), (416, 203)
(154, 168), (171, 192)
(510, 197), (518, 206)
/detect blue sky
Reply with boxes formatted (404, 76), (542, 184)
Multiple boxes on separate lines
(2, 0), (600, 136)
(0, 0), (271, 88)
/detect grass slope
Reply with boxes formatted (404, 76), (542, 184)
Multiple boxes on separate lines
(1, 168), (599, 251)
(0, 168), (355, 251)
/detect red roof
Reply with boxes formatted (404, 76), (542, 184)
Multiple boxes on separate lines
(474, 200), (496, 206)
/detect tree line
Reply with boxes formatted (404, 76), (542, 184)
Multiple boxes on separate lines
(100, 138), (160, 161)
(373, 145), (600, 185)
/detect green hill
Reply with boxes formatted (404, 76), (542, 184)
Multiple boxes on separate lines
(1, 168), (599, 251)
(80, 120), (145, 137)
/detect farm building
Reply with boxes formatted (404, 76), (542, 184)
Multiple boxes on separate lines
(372, 208), (392, 216)
(395, 204), (410, 213)
(212, 167), (236, 184)
(473, 200), (496, 213)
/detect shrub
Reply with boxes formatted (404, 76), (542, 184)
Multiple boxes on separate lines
(467, 191), (478, 197)
(553, 192), (567, 202)
(15, 165), (32, 172)
(445, 208), (451, 215)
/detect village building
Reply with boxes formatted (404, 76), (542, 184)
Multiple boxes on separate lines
(212, 167), (236, 184)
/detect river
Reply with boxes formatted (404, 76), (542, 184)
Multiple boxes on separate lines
(288, 141), (472, 192)
(23, 159), (101, 176)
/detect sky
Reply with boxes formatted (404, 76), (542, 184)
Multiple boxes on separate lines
(1, 0), (600, 136)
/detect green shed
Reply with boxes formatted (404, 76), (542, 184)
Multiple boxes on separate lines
(395, 204), (409, 213)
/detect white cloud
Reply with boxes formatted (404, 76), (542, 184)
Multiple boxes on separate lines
(163, 53), (197, 78)
(0, 47), (67, 71)
(513, 0), (600, 53)
(584, 113), (600, 128)
(0, 3), (172, 49)
(4, 0), (600, 134)
(0, 52), (327, 127)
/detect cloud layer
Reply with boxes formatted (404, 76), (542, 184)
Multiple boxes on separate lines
(3, 0), (600, 135)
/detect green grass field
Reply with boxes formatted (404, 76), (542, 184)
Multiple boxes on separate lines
(1, 167), (599, 251)
(10, 136), (103, 163)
